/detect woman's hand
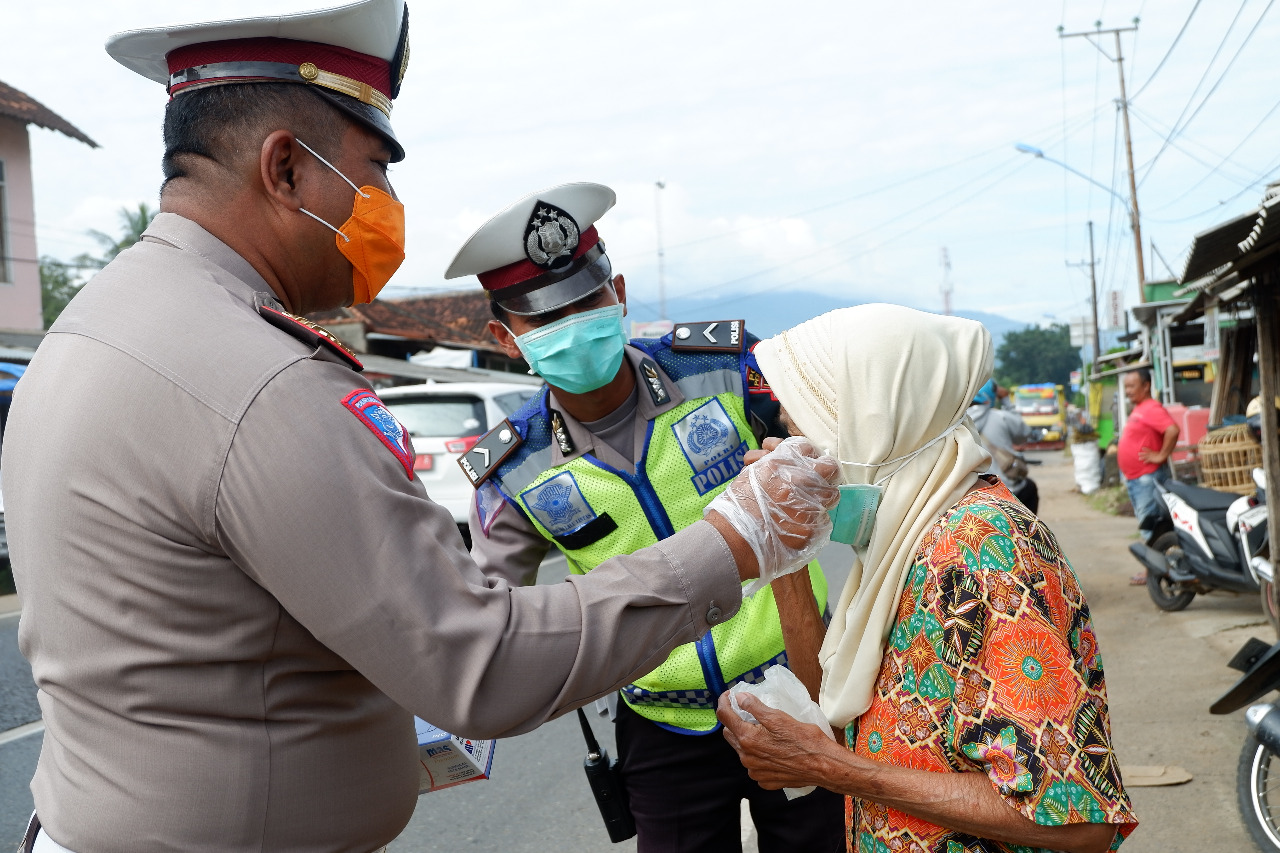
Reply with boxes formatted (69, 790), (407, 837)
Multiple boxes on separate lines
(743, 436), (785, 467)
(715, 692), (842, 790)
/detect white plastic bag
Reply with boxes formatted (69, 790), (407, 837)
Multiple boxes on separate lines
(727, 664), (835, 799)
(1072, 441), (1102, 495)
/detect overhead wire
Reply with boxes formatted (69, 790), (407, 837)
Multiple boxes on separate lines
(1129, 0), (1202, 101)
(1145, 92), (1280, 212)
(1141, 0), (1273, 184)
(671, 158), (1038, 313)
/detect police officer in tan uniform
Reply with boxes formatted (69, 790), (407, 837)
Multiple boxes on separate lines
(1, 2), (839, 851)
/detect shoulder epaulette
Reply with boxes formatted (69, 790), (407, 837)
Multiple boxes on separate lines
(670, 319), (745, 353)
(258, 304), (364, 371)
(457, 419), (523, 488)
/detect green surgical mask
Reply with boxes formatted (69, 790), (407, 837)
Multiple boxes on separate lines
(510, 303), (627, 395)
(829, 421), (964, 548)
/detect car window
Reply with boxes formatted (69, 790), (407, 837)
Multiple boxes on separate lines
(383, 395), (486, 438)
(493, 390), (536, 416)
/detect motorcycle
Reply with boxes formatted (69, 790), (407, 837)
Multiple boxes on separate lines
(1127, 469), (1269, 613)
(1212, 635), (1280, 851)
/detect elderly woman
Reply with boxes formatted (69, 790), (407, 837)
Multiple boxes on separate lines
(722, 306), (1136, 853)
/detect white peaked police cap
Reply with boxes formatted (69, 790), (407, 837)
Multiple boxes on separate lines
(106, 0), (411, 161)
(444, 183), (617, 317)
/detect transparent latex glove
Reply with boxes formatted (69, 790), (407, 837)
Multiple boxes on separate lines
(704, 436), (840, 595)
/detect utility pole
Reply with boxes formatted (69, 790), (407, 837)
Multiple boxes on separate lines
(654, 181), (667, 321)
(1060, 20), (1147, 304)
(939, 247), (953, 316)
(1065, 221), (1101, 364)
(1088, 221), (1100, 364)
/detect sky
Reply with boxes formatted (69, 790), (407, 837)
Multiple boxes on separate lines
(6, 0), (1280, 330)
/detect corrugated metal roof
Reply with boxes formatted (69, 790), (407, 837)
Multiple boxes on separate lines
(1180, 209), (1260, 284)
(0, 80), (97, 147)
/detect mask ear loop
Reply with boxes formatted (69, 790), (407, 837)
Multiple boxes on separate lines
(294, 138), (368, 243)
(295, 139), (370, 198)
(837, 420), (966, 486)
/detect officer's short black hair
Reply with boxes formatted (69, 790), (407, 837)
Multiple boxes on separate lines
(489, 300), (508, 325)
(161, 83), (347, 191)
(1134, 367), (1152, 386)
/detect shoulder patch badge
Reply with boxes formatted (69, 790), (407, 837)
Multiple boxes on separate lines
(342, 389), (414, 480)
(457, 419), (523, 488)
(671, 320), (744, 353)
(259, 304), (364, 371)
(520, 471), (598, 536)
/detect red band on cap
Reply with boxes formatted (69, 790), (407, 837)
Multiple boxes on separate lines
(167, 37), (392, 98)
(478, 226), (601, 292)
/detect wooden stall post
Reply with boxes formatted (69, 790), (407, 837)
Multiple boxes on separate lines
(1254, 277), (1280, 621)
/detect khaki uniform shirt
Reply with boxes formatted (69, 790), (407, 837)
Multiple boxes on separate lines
(2, 214), (743, 853)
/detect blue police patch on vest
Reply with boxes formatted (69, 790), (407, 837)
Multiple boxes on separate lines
(671, 399), (748, 496)
(520, 471), (598, 535)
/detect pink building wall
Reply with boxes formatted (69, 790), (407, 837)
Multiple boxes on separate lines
(0, 116), (43, 332)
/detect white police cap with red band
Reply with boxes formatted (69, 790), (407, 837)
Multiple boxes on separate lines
(106, 0), (410, 161)
(444, 183), (617, 317)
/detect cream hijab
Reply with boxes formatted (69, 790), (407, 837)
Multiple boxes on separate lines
(753, 304), (993, 727)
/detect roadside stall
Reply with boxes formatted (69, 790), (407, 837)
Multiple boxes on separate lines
(1169, 183), (1280, 617)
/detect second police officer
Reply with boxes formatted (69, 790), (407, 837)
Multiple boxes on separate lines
(445, 183), (845, 853)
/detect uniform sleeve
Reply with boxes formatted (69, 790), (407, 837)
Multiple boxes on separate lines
(468, 485), (550, 587)
(947, 506), (1137, 844)
(214, 360), (744, 739)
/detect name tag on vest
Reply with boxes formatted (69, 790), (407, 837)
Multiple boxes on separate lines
(670, 399), (748, 496)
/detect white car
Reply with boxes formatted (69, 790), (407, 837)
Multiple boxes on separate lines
(378, 382), (539, 547)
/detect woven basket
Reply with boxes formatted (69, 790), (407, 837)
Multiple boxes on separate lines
(1198, 424), (1262, 495)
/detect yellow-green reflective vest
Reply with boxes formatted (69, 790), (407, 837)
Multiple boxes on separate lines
(490, 343), (826, 733)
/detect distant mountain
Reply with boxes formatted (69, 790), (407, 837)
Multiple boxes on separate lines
(627, 291), (1029, 351)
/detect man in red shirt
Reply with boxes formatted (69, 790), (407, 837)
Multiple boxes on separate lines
(1119, 368), (1180, 582)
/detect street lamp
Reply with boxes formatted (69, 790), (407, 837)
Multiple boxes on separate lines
(1015, 142), (1146, 305)
(1014, 144), (1132, 215)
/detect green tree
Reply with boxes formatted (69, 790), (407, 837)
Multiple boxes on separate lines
(995, 323), (1080, 387)
(40, 257), (82, 328)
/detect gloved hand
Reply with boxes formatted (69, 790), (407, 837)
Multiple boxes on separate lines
(704, 436), (840, 594)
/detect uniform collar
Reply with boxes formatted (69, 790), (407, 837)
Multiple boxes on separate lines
(141, 213), (276, 305)
(544, 345), (683, 466)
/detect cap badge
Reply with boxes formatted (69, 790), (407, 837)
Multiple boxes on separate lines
(525, 201), (581, 271)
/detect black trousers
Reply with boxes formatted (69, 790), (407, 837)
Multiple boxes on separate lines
(615, 699), (846, 853)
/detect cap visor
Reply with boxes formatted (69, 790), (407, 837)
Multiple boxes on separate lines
(313, 88), (404, 162)
(498, 251), (612, 316)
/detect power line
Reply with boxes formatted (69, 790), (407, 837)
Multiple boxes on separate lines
(1141, 0), (1273, 183)
(1130, 0), (1202, 100)
(1129, 105), (1260, 187)
(615, 104), (1109, 265)
(677, 158), (1037, 312)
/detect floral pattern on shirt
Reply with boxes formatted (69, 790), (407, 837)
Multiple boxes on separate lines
(846, 479), (1137, 853)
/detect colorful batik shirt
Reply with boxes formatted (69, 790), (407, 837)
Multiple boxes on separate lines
(846, 478), (1137, 853)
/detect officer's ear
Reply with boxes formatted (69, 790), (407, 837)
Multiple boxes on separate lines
(488, 319), (523, 360)
(612, 274), (627, 316)
(258, 130), (308, 209)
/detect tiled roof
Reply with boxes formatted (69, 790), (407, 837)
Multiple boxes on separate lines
(306, 289), (501, 352)
(0, 80), (97, 147)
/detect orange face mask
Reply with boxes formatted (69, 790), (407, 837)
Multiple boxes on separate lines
(297, 140), (406, 304)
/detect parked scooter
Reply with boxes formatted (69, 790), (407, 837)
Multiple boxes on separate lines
(1127, 470), (1267, 612)
(1212, 636), (1280, 851)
